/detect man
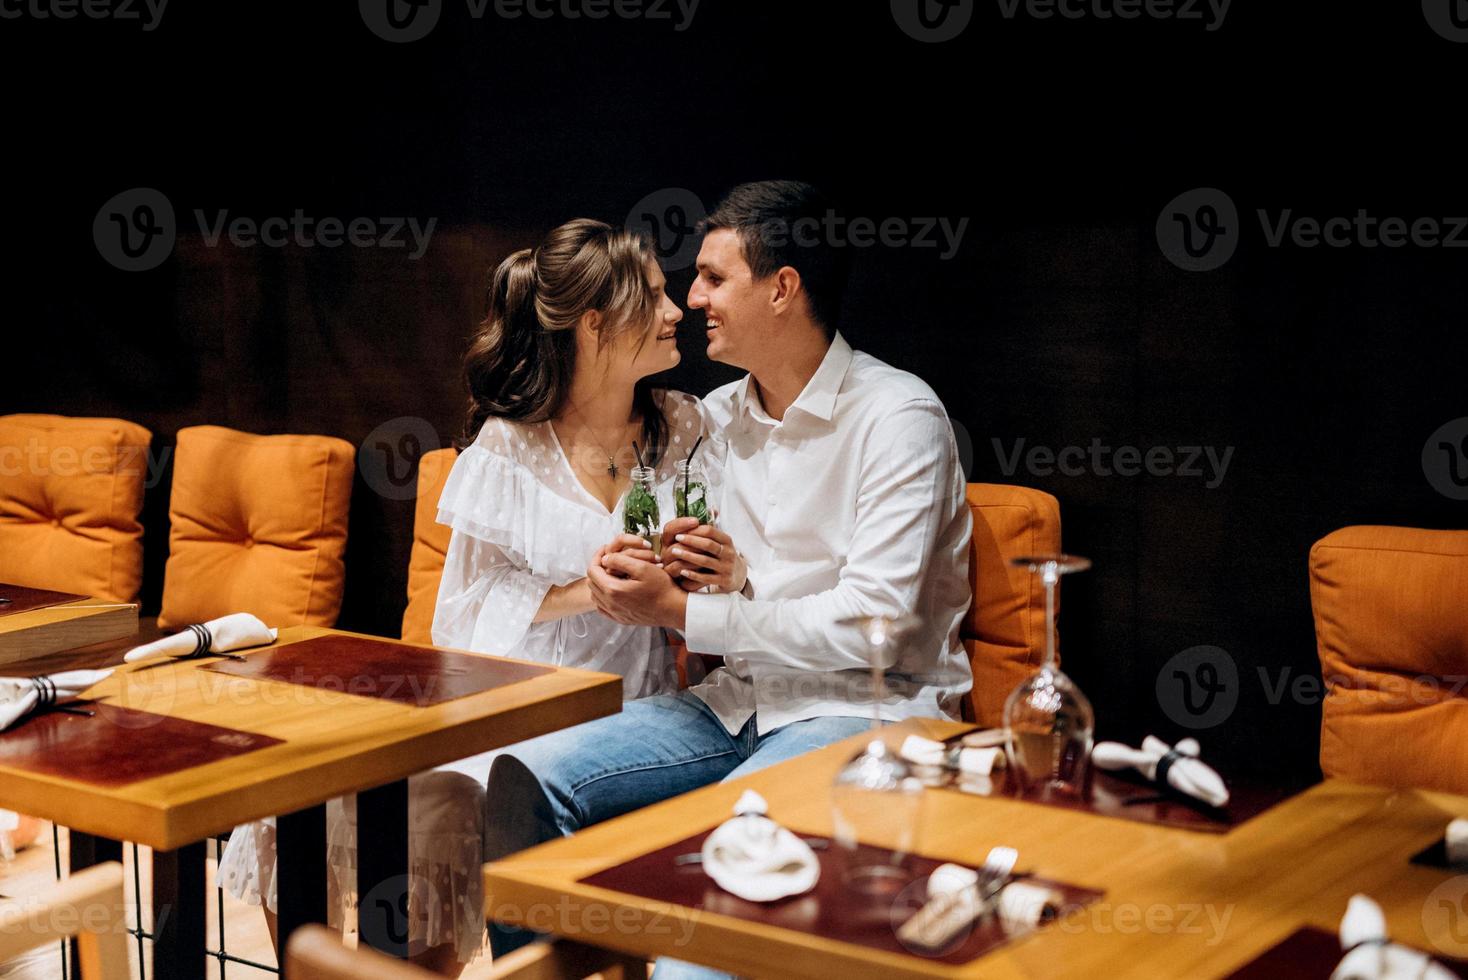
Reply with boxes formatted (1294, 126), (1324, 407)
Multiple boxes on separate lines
(484, 180), (973, 972)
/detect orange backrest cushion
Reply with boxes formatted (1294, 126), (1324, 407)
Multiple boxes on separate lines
(1310, 525), (1468, 793)
(0, 414), (153, 603)
(963, 483), (1063, 727)
(400, 447), (459, 644)
(158, 426), (355, 630)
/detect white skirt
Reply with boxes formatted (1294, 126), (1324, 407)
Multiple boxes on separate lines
(218, 750), (503, 965)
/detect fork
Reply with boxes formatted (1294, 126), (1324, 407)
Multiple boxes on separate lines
(896, 846), (1019, 951)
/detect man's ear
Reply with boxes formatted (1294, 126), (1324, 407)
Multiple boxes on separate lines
(769, 266), (803, 316)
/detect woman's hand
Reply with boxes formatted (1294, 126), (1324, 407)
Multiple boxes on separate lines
(661, 521), (747, 594)
(599, 533), (660, 579)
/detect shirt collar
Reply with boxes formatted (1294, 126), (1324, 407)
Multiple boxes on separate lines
(733, 332), (853, 425)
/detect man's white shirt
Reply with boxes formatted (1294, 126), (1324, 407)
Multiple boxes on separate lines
(684, 332), (974, 735)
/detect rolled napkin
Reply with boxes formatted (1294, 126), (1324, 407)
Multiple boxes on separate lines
(960, 728), (1008, 749)
(0, 670), (112, 731)
(1446, 818), (1468, 866)
(996, 880), (1064, 930)
(1091, 735), (1230, 808)
(700, 789), (819, 902)
(901, 734), (1006, 776)
(1331, 894), (1456, 980)
(123, 613), (277, 664)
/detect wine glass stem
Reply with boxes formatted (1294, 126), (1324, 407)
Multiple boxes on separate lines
(871, 639), (883, 732)
(1043, 567), (1058, 669)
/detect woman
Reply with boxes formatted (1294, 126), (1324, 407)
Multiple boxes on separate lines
(219, 219), (744, 974)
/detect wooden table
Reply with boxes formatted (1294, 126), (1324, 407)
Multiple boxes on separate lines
(0, 624), (623, 980)
(0, 596), (138, 666)
(483, 718), (1468, 979)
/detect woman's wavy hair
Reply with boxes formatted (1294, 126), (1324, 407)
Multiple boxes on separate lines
(461, 219), (668, 465)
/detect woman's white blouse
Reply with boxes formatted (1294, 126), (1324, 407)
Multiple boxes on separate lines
(430, 389), (717, 700)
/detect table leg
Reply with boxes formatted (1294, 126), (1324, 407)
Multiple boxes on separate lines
(151, 843), (206, 980)
(67, 830), (122, 872)
(356, 779), (410, 958)
(67, 832), (123, 980)
(276, 803), (328, 968)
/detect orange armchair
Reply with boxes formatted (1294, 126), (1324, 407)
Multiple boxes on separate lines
(1309, 525), (1468, 794)
(157, 425), (355, 630)
(962, 483), (1064, 727)
(401, 447), (459, 644)
(0, 413), (152, 604)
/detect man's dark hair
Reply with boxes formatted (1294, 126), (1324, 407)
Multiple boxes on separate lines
(701, 180), (850, 336)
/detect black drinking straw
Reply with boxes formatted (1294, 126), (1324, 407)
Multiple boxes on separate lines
(633, 441), (646, 470)
(685, 434), (704, 468)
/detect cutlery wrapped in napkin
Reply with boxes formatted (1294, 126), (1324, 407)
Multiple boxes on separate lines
(0, 670), (112, 731)
(1446, 818), (1468, 866)
(1330, 894), (1456, 980)
(123, 613), (277, 664)
(922, 860), (1063, 931)
(700, 789), (820, 902)
(1092, 735), (1230, 808)
(900, 734), (1006, 776)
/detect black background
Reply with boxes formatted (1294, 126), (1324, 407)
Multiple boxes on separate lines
(4, 1), (1466, 781)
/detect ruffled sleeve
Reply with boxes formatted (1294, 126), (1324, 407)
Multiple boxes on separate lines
(430, 422), (610, 655)
(435, 431), (612, 584)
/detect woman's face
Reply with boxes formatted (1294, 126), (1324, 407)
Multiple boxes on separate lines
(605, 259), (683, 380)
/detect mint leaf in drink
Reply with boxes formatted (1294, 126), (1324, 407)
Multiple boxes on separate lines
(677, 481), (710, 523)
(624, 482), (661, 541)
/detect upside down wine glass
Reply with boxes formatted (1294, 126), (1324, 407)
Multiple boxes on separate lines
(830, 612), (926, 896)
(1002, 555), (1095, 801)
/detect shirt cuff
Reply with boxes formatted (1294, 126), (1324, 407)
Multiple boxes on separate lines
(684, 592), (733, 657)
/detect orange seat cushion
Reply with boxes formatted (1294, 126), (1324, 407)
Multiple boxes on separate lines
(400, 447), (459, 644)
(158, 426), (355, 630)
(1310, 525), (1468, 793)
(963, 483), (1062, 727)
(0, 414), (152, 603)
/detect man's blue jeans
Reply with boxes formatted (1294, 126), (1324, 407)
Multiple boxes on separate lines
(484, 689), (870, 974)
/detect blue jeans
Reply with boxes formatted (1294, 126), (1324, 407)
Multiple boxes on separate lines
(484, 690), (869, 977)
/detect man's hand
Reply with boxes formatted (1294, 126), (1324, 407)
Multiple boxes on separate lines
(588, 545), (688, 628)
(662, 522), (747, 594)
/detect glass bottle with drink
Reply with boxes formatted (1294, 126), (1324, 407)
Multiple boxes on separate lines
(624, 464), (662, 558)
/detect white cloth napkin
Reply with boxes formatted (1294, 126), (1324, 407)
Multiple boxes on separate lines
(123, 613), (277, 663)
(1091, 735), (1230, 808)
(0, 670), (112, 732)
(700, 790), (820, 902)
(900, 734), (1005, 776)
(1446, 818), (1468, 865)
(1331, 894), (1456, 980)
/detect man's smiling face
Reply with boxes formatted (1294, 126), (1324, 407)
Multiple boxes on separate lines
(687, 228), (768, 369)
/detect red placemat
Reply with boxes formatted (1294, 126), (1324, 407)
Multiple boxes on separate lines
(202, 634), (555, 707)
(0, 701), (283, 786)
(1223, 926), (1468, 978)
(924, 733), (1308, 833)
(580, 829), (1103, 966)
(0, 584), (89, 617)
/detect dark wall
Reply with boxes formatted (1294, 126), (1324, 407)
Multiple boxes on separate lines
(4, 3), (1465, 782)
